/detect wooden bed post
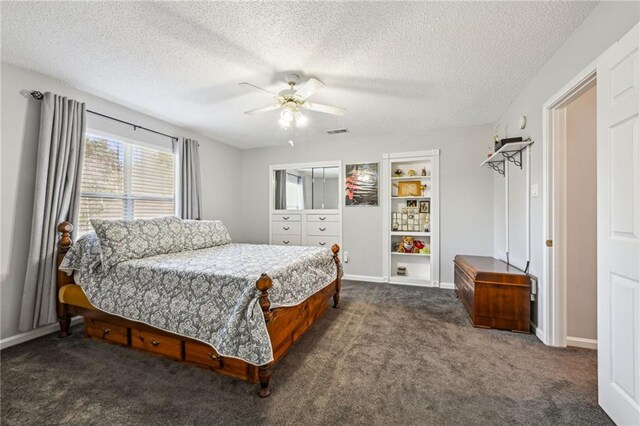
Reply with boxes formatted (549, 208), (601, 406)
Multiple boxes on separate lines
(57, 222), (74, 337)
(256, 273), (272, 322)
(255, 273), (273, 397)
(331, 244), (342, 309)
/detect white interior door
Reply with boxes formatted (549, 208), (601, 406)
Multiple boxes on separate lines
(597, 22), (640, 425)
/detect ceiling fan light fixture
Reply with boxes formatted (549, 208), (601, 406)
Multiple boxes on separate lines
(280, 109), (293, 122)
(294, 111), (308, 128)
(278, 117), (291, 129)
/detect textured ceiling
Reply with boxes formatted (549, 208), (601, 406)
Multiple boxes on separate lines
(1, 1), (596, 149)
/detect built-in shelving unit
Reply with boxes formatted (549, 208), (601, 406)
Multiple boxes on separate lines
(382, 150), (440, 287)
(481, 139), (534, 175)
(268, 161), (343, 255)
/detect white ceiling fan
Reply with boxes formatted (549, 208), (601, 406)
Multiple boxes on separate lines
(240, 74), (346, 128)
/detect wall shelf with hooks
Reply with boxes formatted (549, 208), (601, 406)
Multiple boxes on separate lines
(481, 139), (534, 175)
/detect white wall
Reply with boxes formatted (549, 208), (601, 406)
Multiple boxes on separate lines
(0, 63), (243, 340)
(240, 125), (495, 283)
(492, 2), (640, 333)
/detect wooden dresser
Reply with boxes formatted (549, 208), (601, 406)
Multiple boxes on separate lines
(454, 255), (531, 333)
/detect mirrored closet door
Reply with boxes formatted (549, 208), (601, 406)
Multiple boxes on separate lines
(269, 161), (343, 252)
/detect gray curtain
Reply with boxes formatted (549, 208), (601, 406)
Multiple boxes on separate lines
(175, 137), (202, 220)
(19, 93), (86, 331)
(274, 170), (287, 210)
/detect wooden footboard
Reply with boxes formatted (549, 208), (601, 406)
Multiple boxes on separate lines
(55, 222), (342, 397)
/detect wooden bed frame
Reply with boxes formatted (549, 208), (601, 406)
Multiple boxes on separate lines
(55, 222), (342, 397)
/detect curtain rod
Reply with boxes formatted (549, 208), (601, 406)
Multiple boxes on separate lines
(25, 90), (179, 142)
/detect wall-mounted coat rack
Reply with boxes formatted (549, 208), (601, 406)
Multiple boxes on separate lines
(481, 138), (534, 287)
(480, 139), (534, 175)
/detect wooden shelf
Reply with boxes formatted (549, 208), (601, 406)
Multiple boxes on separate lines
(392, 252), (430, 257)
(481, 139), (534, 175)
(390, 231), (431, 236)
(389, 276), (432, 287)
(391, 176), (430, 181)
(391, 196), (430, 200)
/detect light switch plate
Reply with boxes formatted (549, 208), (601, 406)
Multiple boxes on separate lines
(531, 184), (539, 197)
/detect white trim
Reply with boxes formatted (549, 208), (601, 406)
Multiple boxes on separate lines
(440, 282), (455, 290)
(567, 336), (597, 350)
(542, 61), (597, 347)
(386, 149), (440, 159)
(342, 274), (386, 283)
(0, 317), (83, 350)
(535, 326), (547, 344)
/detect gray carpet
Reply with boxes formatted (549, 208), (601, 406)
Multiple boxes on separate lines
(1, 281), (610, 425)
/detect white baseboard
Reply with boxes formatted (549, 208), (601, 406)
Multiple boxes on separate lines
(0, 317), (83, 350)
(535, 326), (547, 344)
(567, 336), (597, 350)
(342, 274), (386, 283)
(440, 282), (454, 290)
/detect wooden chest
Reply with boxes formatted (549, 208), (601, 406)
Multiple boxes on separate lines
(454, 255), (531, 333)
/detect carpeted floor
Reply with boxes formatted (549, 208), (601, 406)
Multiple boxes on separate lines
(1, 281), (610, 425)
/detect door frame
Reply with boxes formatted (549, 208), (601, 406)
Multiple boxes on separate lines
(542, 61), (597, 347)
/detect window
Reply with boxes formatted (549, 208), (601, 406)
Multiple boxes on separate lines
(78, 134), (175, 232)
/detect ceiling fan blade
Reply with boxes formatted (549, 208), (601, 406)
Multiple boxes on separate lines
(295, 78), (325, 100)
(244, 104), (281, 115)
(303, 102), (346, 116)
(239, 82), (278, 97)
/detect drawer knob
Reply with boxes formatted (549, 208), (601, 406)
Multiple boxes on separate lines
(151, 339), (160, 347)
(283, 226), (290, 230)
(319, 227), (326, 231)
(283, 216), (289, 220)
(319, 242), (326, 246)
(283, 240), (290, 244)
(102, 327), (111, 337)
(319, 217), (326, 220)
(208, 352), (221, 361)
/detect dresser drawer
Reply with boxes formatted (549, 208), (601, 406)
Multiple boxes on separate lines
(271, 234), (301, 246)
(185, 341), (253, 380)
(85, 319), (128, 345)
(307, 214), (339, 222)
(272, 213), (301, 222)
(184, 341), (222, 369)
(131, 329), (182, 360)
(306, 221), (340, 236)
(306, 235), (340, 248)
(272, 221), (301, 235)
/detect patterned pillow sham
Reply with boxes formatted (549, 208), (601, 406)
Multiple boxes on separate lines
(91, 216), (184, 269)
(59, 231), (103, 275)
(182, 220), (232, 251)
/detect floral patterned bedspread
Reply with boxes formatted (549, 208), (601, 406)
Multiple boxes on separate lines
(60, 240), (340, 365)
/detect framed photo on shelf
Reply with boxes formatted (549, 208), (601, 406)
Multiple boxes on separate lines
(419, 200), (430, 213)
(397, 180), (421, 197)
(345, 162), (379, 206)
(406, 199), (417, 208)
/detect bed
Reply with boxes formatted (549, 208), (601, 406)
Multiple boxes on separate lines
(55, 218), (342, 397)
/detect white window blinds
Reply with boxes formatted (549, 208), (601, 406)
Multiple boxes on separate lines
(79, 135), (175, 232)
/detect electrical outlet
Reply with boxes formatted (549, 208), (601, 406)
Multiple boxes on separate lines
(344, 251), (349, 263)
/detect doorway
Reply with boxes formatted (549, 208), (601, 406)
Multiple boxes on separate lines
(543, 65), (597, 348)
(563, 82), (598, 349)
